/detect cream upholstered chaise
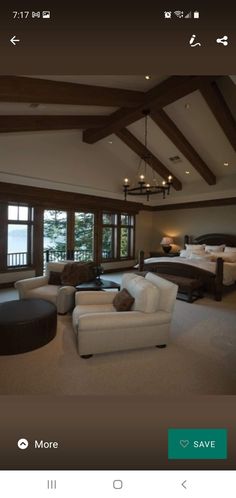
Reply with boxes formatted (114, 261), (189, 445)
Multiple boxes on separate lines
(15, 261), (76, 314)
(72, 272), (178, 357)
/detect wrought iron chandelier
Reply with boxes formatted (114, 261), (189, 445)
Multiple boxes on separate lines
(123, 110), (173, 201)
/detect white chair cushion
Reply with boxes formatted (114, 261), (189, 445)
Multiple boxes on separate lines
(121, 272), (139, 290)
(78, 310), (170, 331)
(125, 275), (160, 313)
(26, 285), (59, 305)
(145, 272), (178, 313)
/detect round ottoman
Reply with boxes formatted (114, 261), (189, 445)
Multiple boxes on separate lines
(0, 299), (57, 355)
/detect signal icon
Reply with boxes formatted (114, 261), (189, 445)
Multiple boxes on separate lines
(185, 11), (192, 19)
(174, 10), (184, 18)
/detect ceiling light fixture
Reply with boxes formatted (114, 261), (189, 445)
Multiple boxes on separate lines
(108, 140), (113, 144)
(185, 170), (190, 175)
(224, 161), (229, 166)
(145, 75), (151, 80)
(123, 110), (173, 201)
(185, 103), (191, 109)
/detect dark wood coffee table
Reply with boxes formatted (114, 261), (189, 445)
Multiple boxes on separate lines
(76, 278), (120, 291)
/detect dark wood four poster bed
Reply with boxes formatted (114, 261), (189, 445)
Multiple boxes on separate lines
(138, 233), (236, 301)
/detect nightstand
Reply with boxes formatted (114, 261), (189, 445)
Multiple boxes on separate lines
(149, 251), (180, 258)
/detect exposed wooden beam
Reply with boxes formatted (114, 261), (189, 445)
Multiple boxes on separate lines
(0, 76), (145, 108)
(116, 128), (182, 191)
(152, 197), (236, 211)
(0, 115), (109, 133)
(83, 76), (216, 144)
(200, 81), (236, 152)
(151, 109), (216, 185)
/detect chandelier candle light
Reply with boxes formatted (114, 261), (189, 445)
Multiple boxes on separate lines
(123, 110), (173, 201)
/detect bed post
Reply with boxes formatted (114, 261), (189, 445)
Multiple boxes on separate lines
(184, 235), (189, 246)
(215, 257), (223, 301)
(138, 250), (145, 271)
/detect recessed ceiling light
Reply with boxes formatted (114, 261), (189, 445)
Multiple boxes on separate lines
(185, 103), (191, 109)
(108, 140), (113, 144)
(145, 75), (151, 80)
(185, 170), (190, 175)
(224, 161), (229, 166)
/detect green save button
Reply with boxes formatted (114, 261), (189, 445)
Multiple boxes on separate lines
(168, 428), (227, 460)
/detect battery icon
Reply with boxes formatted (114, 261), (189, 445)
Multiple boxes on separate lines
(193, 11), (200, 18)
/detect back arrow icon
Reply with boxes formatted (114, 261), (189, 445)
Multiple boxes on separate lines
(10, 35), (20, 46)
(182, 480), (187, 489)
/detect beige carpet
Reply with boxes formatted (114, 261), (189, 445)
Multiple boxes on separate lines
(0, 288), (236, 395)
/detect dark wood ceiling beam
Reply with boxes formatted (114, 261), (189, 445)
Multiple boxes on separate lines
(0, 115), (109, 133)
(200, 81), (236, 152)
(151, 109), (216, 185)
(116, 128), (182, 191)
(0, 76), (145, 108)
(83, 76), (216, 144)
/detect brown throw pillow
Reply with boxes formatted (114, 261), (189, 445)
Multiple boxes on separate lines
(113, 288), (134, 312)
(48, 271), (62, 285)
(61, 262), (96, 286)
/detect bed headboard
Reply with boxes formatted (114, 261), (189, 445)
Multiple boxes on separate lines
(184, 233), (236, 247)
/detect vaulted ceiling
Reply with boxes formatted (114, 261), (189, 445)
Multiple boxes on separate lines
(0, 75), (236, 207)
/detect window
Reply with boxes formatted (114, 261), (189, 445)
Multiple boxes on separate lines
(74, 212), (94, 261)
(7, 204), (33, 267)
(102, 213), (118, 260)
(43, 210), (67, 262)
(120, 214), (134, 259)
(102, 212), (134, 261)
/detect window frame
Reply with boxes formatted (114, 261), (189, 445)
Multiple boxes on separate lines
(101, 211), (135, 262)
(6, 203), (34, 269)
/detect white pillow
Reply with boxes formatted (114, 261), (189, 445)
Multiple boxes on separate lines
(224, 246), (236, 254)
(185, 244), (205, 251)
(205, 244), (225, 253)
(188, 253), (213, 261)
(185, 244), (206, 258)
(180, 249), (188, 258)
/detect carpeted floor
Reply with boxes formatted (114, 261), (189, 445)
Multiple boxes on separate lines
(0, 283), (236, 396)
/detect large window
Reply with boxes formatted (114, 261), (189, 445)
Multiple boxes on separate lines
(102, 212), (134, 261)
(7, 204), (33, 267)
(120, 214), (134, 259)
(43, 210), (67, 262)
(74, 212), (94, 261)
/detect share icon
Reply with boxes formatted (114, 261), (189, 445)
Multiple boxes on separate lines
(216, 35), (228, 46)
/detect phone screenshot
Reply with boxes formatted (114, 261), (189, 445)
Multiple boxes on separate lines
(0, 1), (236, 496)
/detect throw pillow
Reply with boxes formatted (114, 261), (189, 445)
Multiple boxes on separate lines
(205, 244), (225, 253)
(48, 271), (62, 285)
(113, 288), (135, 312)
(61, 262), (96, 286)
(224, 246), (236, 254)
(210, 252), (236, 263)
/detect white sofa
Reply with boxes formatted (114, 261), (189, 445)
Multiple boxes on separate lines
(15, 261), (76, 314)
(72, 272), (178, 357)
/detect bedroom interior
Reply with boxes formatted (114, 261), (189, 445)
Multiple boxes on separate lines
(0, 74), (236, 396)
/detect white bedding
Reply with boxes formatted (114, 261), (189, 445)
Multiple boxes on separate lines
(135, 256), (236, 286)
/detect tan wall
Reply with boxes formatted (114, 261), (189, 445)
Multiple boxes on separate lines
(135, 210), (154, 258)
(152, 205), (236, 251)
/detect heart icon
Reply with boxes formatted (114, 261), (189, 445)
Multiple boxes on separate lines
(180, 440), (190, 448)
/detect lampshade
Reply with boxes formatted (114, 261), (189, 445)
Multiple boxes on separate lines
(160, 237), (173, 246)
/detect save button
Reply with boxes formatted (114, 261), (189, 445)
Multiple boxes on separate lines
(168, 428), (227, 459)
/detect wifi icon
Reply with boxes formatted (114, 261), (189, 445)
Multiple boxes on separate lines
(174, 10), (184, 18)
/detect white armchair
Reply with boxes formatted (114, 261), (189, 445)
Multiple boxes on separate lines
(15, 261), (76, 314)
(72, 272), (178, 357)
